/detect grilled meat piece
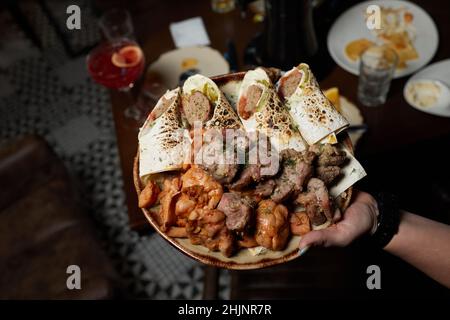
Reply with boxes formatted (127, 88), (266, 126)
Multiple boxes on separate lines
(195, 129), (239, 184)
(254, 179), (276, 198)
(217, 192), (253, 231)
(205, 162), (239, 185)
(316, 165), (341, 185)
(230, 138), (278, 190)
(296, 178), (333, 226)
(311, 144), (347, 167)
(271, 149), (315, 203)
(230, 163), (260, 190)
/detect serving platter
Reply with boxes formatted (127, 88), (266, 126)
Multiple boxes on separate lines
(133, 71), (354, 270)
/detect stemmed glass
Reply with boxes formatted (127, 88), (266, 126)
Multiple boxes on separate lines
(87, 9), (146, 125)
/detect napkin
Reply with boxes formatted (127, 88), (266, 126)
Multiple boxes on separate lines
(169, 17), (211, 48)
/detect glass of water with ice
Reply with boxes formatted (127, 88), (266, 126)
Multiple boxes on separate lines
(357, 45), (398, 107)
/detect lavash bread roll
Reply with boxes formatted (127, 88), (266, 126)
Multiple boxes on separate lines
(279, 63), (349, 145)
(138, 88), (191, 178)
(182, 74), (246, 182)
(182, 74), (243, 131)
(236, 68), (307, 152)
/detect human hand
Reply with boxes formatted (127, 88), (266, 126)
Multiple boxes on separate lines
(299, 190), (379, 250)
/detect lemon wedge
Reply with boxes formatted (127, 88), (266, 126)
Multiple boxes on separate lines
(324, 87), (341, 113)
(111, 45), (143, 68)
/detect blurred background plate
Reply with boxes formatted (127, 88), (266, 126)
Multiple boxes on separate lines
(146, 46), (229, 89)
(404, 59), (450, 117)
(327, 0), (439, 78)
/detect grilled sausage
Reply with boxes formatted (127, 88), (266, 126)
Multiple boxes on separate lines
(238, 84), (262, 120)
(183, 91), (211, 126)
(278, 68), (302, 99)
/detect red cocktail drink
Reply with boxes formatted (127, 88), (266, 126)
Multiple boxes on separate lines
(87, 39), (145, 90)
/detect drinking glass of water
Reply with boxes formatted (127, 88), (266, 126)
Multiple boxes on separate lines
(357, 45), (398, 107)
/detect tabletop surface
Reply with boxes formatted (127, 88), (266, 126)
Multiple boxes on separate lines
(104, 0), (450, 232)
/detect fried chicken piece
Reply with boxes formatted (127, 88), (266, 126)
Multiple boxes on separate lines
(238, 234), (259, 248)
(296, 178), (332, 227)
(174, 193), (196, 227)
(138, 180), (160, 208)
(181, 166), (223, 209)
(166, 227), (187, 238)
(186, 208), (235, 257)
(290, 212), (311, 236)
(255, 200), (290, 251)
(158, 177), (181, 231)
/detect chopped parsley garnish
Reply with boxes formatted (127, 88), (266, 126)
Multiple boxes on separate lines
(284, 159), (296, 167)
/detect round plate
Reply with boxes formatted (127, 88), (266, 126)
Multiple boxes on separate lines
(327, 0), (439, 78)
(134, 71), (354, 270)
(403, 59), (450, 117)
(146, 46), (229, 89)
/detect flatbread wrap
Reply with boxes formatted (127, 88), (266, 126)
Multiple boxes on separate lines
(138, 88), (191, 178)
(278, 63), (349, 145)
(182, 74), (243, 131)
(236, 68), (307, 153)
(182, 74), (246, 184)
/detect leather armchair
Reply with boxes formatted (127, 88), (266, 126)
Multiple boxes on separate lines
(0, 135), (122, 299)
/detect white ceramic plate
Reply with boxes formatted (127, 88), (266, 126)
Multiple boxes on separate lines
(327, 0), (439, 78)
(147, 46), (229, 89)
(404, 59), (450, 117)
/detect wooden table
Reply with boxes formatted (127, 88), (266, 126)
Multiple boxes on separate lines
(106, 0), (450, 232)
